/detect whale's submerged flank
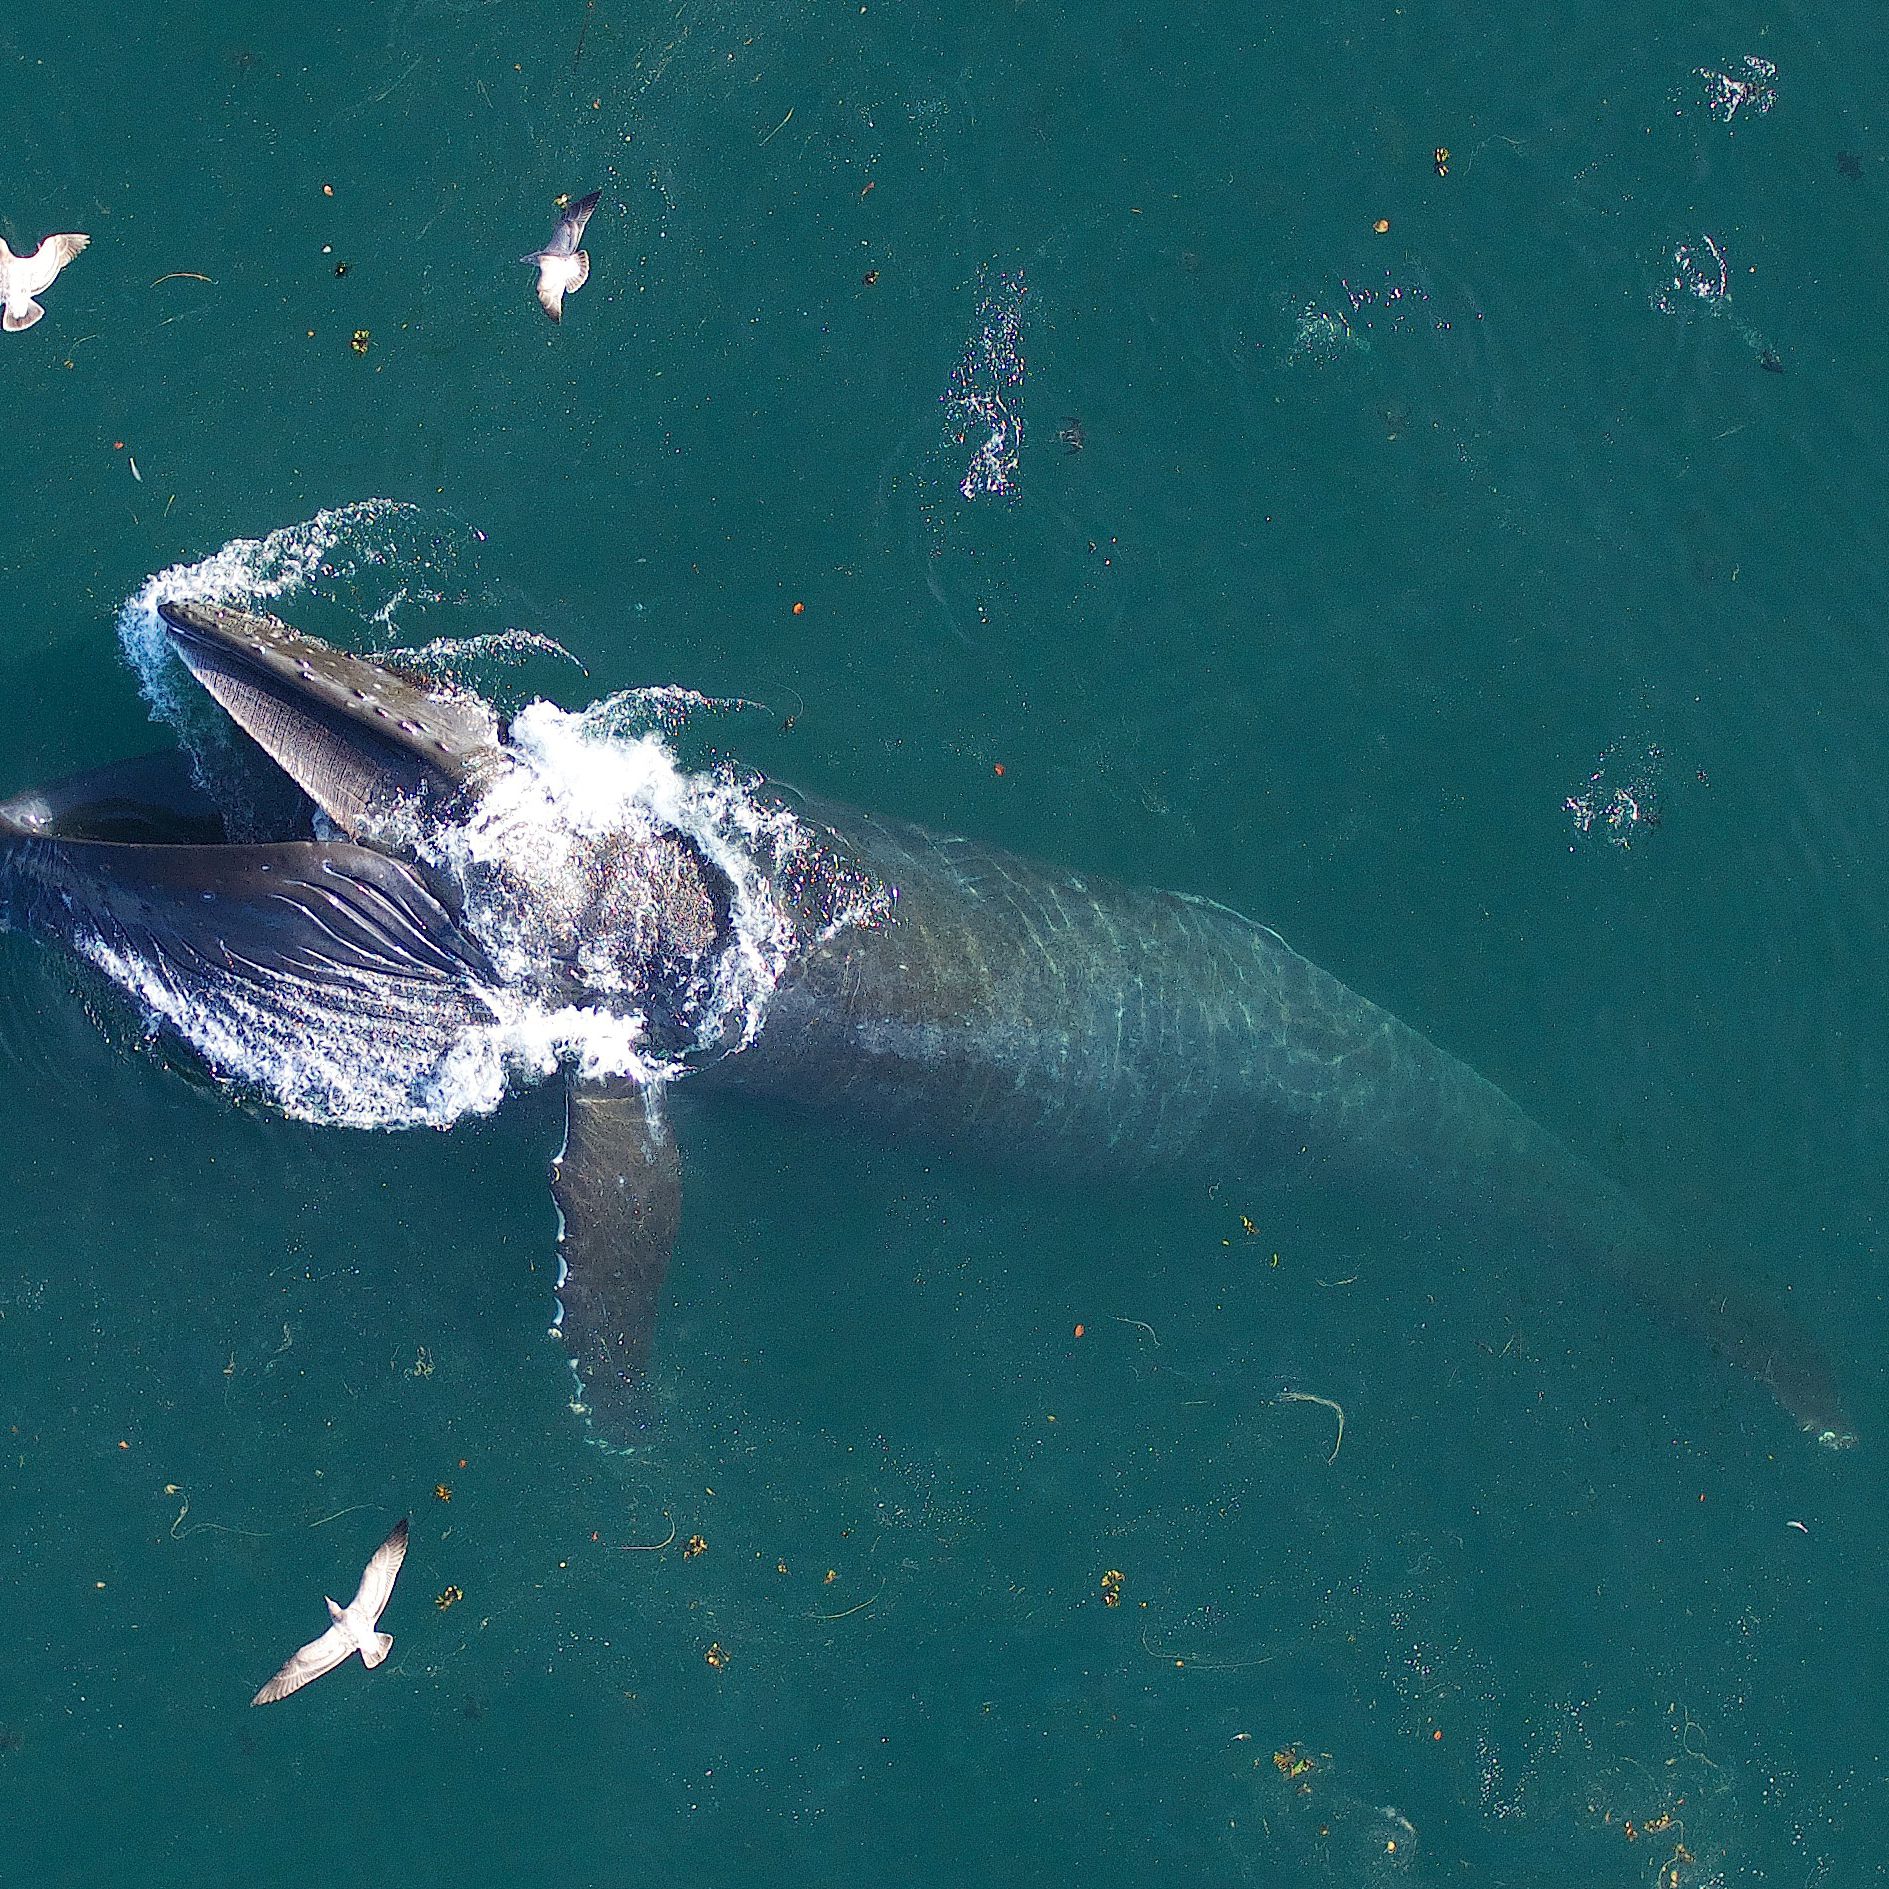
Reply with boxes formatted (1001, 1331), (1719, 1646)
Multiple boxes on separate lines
(0, 596), (1855, 1454)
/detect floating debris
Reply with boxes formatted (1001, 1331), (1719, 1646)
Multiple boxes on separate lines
(1273, 1744), (1320, 1784)
(435, 1584), (464, 1611)
(1565, 743), (1663, 850)
(1100, 1568), (1125, 1608)
(1275, 1387), (1346, 1463)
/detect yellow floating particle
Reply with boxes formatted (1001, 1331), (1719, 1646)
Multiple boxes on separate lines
(824, 1569), (838, 1583)
(1373, 218), (1390, 234)
(1099, 1568), (1125, 1608)
(435, 1584), (464, 1611)
(351, 329), (371, 356)
(705, 1641), (730, 1669)
(434, 1483), (452, 1502)
(683, 1534), (707, 1559)
(1433, 146), (1450, 176)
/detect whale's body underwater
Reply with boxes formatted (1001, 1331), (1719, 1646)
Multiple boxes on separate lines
(0, 598), (1853, 1450)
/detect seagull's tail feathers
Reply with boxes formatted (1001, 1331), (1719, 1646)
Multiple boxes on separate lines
(3, 300), (43, 332)
(361, 1632), (394, 1669)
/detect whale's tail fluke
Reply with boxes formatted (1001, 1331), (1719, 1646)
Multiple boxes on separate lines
(1612, 1247), (1856, 1450)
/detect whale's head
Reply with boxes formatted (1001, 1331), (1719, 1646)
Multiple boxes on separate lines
(0, 601), (751, 1123)
(152, 598), (738, 1058)
(155, 596), (503, 841)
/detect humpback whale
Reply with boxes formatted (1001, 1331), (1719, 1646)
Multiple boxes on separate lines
(0, 597), (1854, 1452)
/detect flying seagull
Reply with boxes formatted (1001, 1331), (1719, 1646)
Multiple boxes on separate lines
(252, 1518), (410, 1705)
(0, 231), (88, 333)
(522, 189), (600, 322)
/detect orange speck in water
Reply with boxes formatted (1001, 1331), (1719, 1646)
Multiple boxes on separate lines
(458, 1459), (467, 1468)
(1373, 218), (1390, 233)
(791, 601), (805, 614)
(322, 184), (335, 197)
(1073, 1323), (1085, 1338)
(993, 763), (1006, 777)
(117, 1440), (129, 1450)
(1432, 1728), (1444, 1741)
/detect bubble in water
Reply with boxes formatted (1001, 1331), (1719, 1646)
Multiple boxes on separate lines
(1692, 56), (1777, 124)
(1651, 232), (1783, 368)
(942, 264), (1027, 501)
(1652, 234), (1729, 316)
(1288, 299), (1365, 366)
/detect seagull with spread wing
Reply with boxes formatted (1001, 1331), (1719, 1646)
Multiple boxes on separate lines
(522, 189), (600, 322)
(252, 1518), (410, 1706)
(0, 230), (88, 333)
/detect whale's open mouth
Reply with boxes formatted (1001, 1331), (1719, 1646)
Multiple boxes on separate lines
(156, 595), (502, 842)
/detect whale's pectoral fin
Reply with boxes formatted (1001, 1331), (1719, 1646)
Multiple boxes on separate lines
(548, 1077), (681, 1447)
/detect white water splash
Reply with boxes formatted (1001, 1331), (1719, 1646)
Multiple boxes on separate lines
(943, 266), (1027, 500)
(85, 512), (886, 1132)
(115, 499), (471, 724)
(1693, 56), (1777, 124)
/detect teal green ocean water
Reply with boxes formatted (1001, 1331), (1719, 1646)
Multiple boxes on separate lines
(4, 2), (1888, 1882)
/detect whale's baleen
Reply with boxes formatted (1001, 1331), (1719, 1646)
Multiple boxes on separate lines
(0, 597), (1854, 1454)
